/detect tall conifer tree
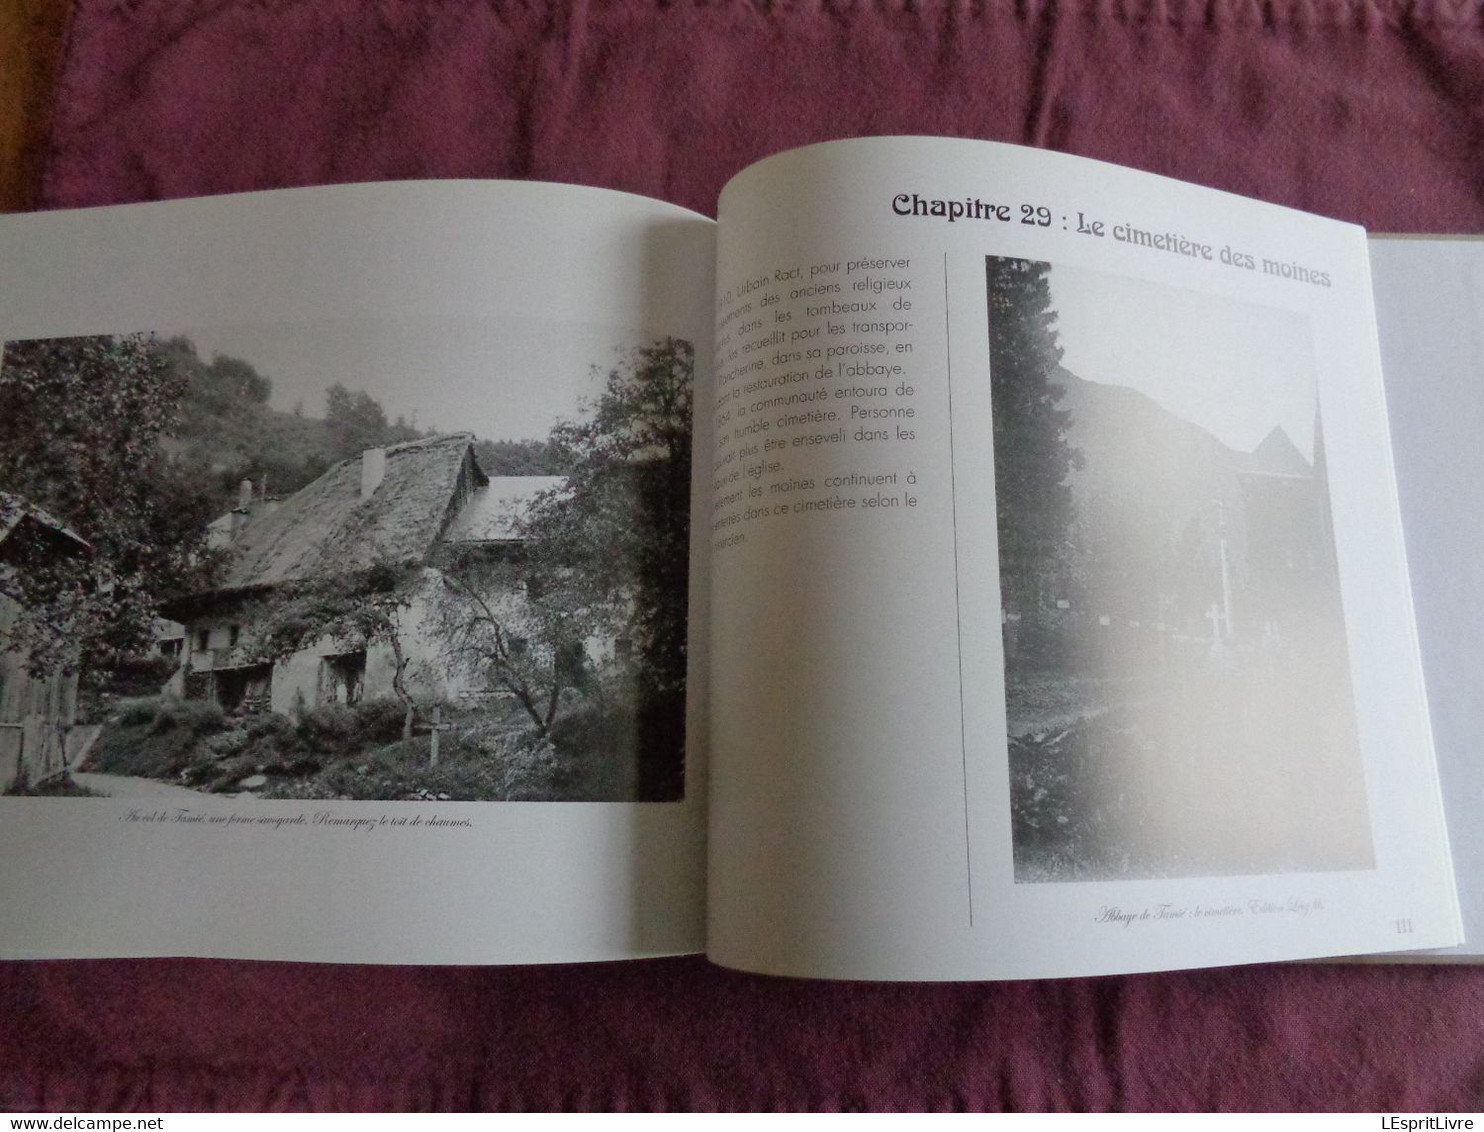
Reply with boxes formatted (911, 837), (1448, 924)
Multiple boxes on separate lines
(986, 257), (1081, 615)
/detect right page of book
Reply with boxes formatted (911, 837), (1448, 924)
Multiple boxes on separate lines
(705, 137), (1460, 980)
(1369, 235), (1484, 960)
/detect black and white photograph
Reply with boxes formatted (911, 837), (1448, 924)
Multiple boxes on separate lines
(0, 319), (693, 803)
(987, 256), (1374, 882)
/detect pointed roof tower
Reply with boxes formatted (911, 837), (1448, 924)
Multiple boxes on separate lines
(1246, 425), (1311, 478)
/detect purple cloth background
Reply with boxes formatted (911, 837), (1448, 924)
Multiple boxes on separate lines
(6, 0), (1484, 1111)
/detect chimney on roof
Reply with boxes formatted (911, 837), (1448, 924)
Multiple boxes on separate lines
(226, 479), (254, 543)
(361, 447), (387, 500)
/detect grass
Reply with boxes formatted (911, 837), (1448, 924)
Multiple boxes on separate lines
(1008, 637), (1375, 882)
(85, 694), (645, 801)
(1008, 712), (1146, 883)
(262, 729), (559, 802)
(262, 699), (639, 801)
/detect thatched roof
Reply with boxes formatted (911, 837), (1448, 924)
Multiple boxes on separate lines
(207, 434), (485, 596)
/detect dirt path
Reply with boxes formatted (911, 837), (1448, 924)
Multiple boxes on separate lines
(70, 772), (212, 800)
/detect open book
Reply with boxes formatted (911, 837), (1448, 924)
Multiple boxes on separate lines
(0, 137), (1464, 979)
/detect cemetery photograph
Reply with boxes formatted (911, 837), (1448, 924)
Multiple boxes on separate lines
(986, 255), (1374, 882)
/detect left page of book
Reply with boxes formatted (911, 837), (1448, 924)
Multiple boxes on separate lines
(0, 180), (715, 963)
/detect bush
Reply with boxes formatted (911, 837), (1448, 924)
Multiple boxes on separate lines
(299, 702), (360, 753)
(472, 729), (564, 800)
(114, 696), (163, 727)
(203, 729), (250, 757)
(546, 701), (640, 801)
(296, 698), (409, 754)
(149, 698), (225, 736)
(353, 697), (410, 745)
(246, 712), (298, 745)
(89, 718), (200, 780)
(548, 700), (634, 757)
(240, 712), (304, 766)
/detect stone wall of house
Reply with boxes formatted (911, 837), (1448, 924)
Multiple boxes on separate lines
(179, 567), (621, 720)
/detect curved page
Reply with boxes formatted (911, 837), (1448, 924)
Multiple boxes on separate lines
(706, 137), (1458, 979)
(0, 181), (715, 963)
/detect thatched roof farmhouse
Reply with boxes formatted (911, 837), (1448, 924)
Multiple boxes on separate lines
(199, 433), (486, 598)
(165, 435), (563, 715)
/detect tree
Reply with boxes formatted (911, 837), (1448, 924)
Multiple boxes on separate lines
(325, 383), (391, 461)
(0, 334), (217, 673)
(422, 338), (693, 796)
(430, 545), (602, 737)
(986, 257), (1083, 617)
(525, 337), (694, 798)
(158, 336), (273, 426)
(156, 336), (331, 513)
(473, 437), (571, 476)
(251, 558), (422, 739)
(323, 384), (426, 461)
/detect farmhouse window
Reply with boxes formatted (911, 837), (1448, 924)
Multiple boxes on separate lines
(323, 650), (367, 705)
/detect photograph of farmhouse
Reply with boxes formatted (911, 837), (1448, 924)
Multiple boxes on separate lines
(0, 319), (693, 802)
(987, 256), (1374, 882)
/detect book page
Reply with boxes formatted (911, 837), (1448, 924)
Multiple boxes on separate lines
(1369, 235), (1484, 960)
(706, 138), (1459, 979)
(0, 181), (715, 963)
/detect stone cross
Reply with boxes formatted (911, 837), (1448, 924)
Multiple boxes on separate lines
(424, 705), (453, 768)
